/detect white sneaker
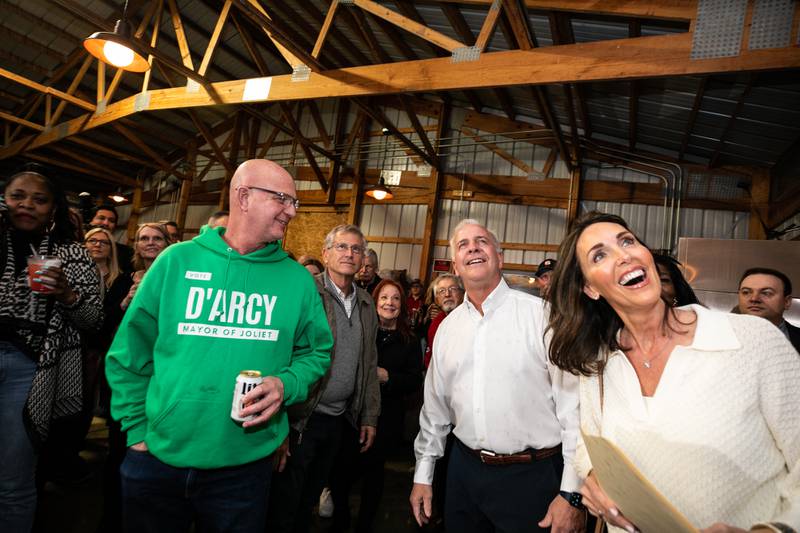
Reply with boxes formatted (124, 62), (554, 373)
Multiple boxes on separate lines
(318, 487), (334, 518)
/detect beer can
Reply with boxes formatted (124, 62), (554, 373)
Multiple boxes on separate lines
(231, 370), (263, 423)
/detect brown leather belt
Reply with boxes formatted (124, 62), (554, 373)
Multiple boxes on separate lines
(457, 439), (561, 466)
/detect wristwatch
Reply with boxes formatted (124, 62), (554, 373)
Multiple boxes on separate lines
(559, 490), (585, 510)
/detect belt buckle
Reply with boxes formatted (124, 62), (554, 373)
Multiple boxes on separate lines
(479, 450), (496, 463)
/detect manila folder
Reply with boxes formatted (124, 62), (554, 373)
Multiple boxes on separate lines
(582, 432), (699, 533)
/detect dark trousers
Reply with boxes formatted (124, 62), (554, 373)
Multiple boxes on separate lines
(329, 422), (387, 533)
(445, 440), (562, 533)
(120, 449), (272, 533)
(266, 412), (345, 533)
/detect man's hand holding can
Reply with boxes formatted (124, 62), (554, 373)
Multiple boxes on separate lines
(240, 376), (285, 429)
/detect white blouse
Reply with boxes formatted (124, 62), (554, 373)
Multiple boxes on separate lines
(575, 305), (800, 531)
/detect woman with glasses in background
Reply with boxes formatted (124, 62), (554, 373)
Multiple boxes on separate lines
(121, 223), (170, 310)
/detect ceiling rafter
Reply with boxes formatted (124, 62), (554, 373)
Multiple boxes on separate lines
(4, 31), (800, 160)
(709, 74), (755, 168)
(628, 19), (640, 151)
(679, 77), (707, 161)
(353, 0), (464, 52)
(439, 2), (511, 117)
(294, 0), (371, 66)
(503, 0), (572, 170)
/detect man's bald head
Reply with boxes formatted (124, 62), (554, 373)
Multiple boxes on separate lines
(225, 159), (299, 250)
(230, 159), (293, 198)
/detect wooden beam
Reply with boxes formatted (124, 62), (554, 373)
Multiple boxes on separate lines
(167, 0), (195, 69)
(4, 32), (800, 159)
(566, 166), (581, 226)
(628, 19), (640, 151)
(198, 0), (233, 77)
(347, 117), (371, 225)
(0, 110), (44, 132)
(0, 67), (95, 112)
(234, 0), (323, 71)
(68, 137), (159, 169)
(327, 99), (350, 204)
(24, 153), (130, 186)
(747, 169), (770, 239)
(709, 75), (754, 167)
(48, 55), (95, 128)
(353, 0), (464, 52)
(47, 145), (137, 186)
(312, 0), (340, 59)
(434, 0), (696, 22)
(175, 139), (197, 231)
(308, 101), (332, 150)
(127, 178), (144, 244)
(461, 126), (542, 177)
(400, 96), (439, 166)
(356, 100), (437, 168)
(419, 102), (450, 285)
(475, 1), (503, 51)
(112, 123), (187, 180)
(542, 149), (558, 177)
(280, 103), (328, 191)
(678, 76), (706, 161)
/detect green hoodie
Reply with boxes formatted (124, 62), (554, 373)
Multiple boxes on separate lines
(106, 227), (332, 468)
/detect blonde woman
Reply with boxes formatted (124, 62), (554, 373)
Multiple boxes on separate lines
(122, 223), (170, 310)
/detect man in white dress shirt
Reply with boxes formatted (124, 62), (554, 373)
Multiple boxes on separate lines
(409, 219), (584, 533)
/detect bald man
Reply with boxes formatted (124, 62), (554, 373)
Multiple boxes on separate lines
(106, 159), (333, 532)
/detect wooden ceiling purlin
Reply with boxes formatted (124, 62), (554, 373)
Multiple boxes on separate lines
(353, 0), (464, 53)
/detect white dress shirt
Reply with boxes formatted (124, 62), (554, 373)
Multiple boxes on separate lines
(414, 278), (581, 492)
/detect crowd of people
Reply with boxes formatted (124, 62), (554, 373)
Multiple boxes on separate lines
(0, 159), (798, 533)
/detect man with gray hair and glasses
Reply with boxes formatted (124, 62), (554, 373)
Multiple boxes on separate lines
(410, 219), (583, 533)
(423, 273), (464, 369)
(268, 224), (380, 533)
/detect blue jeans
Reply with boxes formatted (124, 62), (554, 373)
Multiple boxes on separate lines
(0, 341), (38, 533)
(120, 449), (272, 533)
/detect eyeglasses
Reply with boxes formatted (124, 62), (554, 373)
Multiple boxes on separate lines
(86, 238), (111, 247)
(436, 286), (463, 297)
(240, 185), (300, 210)
(330, 243), (365, 255)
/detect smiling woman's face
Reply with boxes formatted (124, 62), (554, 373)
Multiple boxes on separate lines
(4, 173), (54, 233)
(576, 221), (661, 311)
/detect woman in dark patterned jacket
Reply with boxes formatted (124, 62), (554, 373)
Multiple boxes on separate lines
(0, 167), (102, 532)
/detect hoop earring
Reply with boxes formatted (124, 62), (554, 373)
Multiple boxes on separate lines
(47, 218), (56, 233)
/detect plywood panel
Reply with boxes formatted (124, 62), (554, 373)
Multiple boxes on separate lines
(283, 209), (348, 261)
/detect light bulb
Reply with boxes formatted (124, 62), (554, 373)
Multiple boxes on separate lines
(103, 40), (134, 68)
(371, 189), (387, 201)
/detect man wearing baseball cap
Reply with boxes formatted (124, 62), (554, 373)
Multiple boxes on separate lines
(535, 258), (557, 299)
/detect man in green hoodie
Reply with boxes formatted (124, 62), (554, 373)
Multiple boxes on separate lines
(106, 159), (333, 532)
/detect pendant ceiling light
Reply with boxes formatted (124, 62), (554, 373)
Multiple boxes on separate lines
(84, 0), (150, 72)
(365, 178), (394, 201)
(365, 128), (394, 201)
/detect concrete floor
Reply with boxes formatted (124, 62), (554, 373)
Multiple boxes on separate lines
(34, 418), (423, 533)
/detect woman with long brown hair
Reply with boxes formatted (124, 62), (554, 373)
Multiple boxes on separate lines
(547, 211), (799, 532)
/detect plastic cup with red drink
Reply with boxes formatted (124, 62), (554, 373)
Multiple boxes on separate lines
(27, 255), (62, 293)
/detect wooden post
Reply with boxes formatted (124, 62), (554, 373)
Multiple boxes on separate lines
(176, 140), (196, 234)
(347, 114), (370, 225)
(566, 166), (582, 228)
(748, 168), (770, 239)
(126, 176), (144, 245)
(418, 102), (450, 286)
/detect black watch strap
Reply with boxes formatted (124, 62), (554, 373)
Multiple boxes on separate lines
(559, 490), (585, 510)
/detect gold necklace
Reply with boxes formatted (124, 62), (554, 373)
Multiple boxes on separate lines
(626, 332), (673, 369)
